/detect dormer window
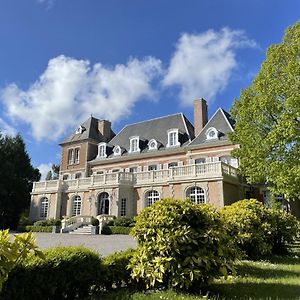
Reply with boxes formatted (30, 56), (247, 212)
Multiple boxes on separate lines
(113, 145), (121, 156)
(167, 129), (180, 148)
(206, 127), (219, 140)
(129, 136), (140, 153)
(148, 139), (158, 151)
(97, 143), (107, 158)
(75, 125), (85, 134)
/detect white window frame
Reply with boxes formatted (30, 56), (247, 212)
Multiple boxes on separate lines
(72, 195), (82, 216)
(129, 136), (140, 153)
(167, 129), (180, 148)
(68, 148), (74, 165)
(186, 187), (206, 204)
(120, 198), (127, 216)
(146, 190), (160, 206)
(75, 125), (85, 134)
(148, 139), (158, 151)
(40, 197), (49, 218)
(206, 127), (219, 140)
(74, 147), (80, 164)
(97, 143), (107, 158)
(113, 145), (122, 156)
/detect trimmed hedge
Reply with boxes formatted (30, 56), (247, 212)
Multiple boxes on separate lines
(33, 219), (61, 226)
(1, 246), (102, 299)
(101, 226), (131, 235)
(26, 225), (53, 232)
(113, 217), (135, 227)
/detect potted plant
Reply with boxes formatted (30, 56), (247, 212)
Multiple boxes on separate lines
(91, 217), (99, 235)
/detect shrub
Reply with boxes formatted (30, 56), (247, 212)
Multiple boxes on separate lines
(101, 225), (112, 235)
(101, 226), (131, 235)
(102, 249), (135, 290)
(130, 198), (238, 290)
(221, 199), (274, 258)
(33, 219), (61, 227)
(0, 230), (43, 292)
(91, 217), (100, 226)
(25, 226), (53, 233)
(268, 208), (300, 254)
(114, 217), (134, 227)
(1, 246), (102, 299)
(18, 216), (33, 227)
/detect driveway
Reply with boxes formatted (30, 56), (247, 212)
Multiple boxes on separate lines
(11, 232), (137, 256)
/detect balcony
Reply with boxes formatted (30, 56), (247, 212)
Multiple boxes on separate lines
(32, 162), (238, 193)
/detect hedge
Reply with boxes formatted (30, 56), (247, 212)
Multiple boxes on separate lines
(26, 225), (53, 232)
(1, 246), (102, 299)
(101, 226), (131, 235)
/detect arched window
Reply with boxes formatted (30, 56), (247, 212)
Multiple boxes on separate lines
(72, 195), (82, 216)
(40, 197), (49, 218)
(146, 190), (160, 206)
(98, 192), (110, 215)
(186, 187), (206, 204)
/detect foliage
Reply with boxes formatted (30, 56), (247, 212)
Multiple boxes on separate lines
(130, 198), (238, 290)
(0, 134), (41, 229)
(24, 225), (53, 232)
(45, 164), (60, 181)
(114, 217), (135, 227)
(221, 199), (274, 258)
(229, 21), (300, 199)
(18, 215), (33, 227)
(91, 217), (100, 226)
(0, 230), (43, 292)
(1, 246), (102, 299)
(33, 218), (61, 226)
(101, 225), (131, 235)
(102, 249), (135, 290)
(268, 208), (300, 254)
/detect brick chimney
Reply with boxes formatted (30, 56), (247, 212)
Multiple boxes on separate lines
(194, 98), (208, 136)
(98, 120), (113, 142)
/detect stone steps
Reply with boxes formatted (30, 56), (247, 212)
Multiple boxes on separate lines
(69, 225), (93, 235)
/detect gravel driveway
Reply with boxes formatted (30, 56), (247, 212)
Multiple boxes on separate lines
(10, 232), (137, 256)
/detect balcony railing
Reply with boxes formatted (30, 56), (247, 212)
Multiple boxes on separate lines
(32, 162), (238, 193)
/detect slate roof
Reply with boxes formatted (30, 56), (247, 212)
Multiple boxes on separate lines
(95, 113), (194, 158)
(60, 117), (110, 145)
(188, 108), (235, 146)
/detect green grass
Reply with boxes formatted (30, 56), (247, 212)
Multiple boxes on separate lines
(91, 241), (300, 300)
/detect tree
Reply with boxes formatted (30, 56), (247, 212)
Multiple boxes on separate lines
(51, 164), (60, 180)
(230, 21), (300, 199)
(45, 170), (52, 181)
(0, 134), (41, 229)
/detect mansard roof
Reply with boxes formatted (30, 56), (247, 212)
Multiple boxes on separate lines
(188, 108), (235, 147)
(106, 113), (194, 156)
(60, 117), (104, 145)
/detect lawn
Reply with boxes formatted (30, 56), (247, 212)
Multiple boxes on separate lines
(93, 241), (300, 300)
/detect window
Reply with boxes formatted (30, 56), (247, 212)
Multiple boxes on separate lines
(68, 149), (74, 165)
(74, 148), (80, 164)
(168, 162), (178, 168)
(98, 143), (107, 158)
(72, 196), (82, 216)
(148, 165), (157, 171)
(75, 125), (85, 134)
(113, 145), (121, 156)
(195, 158), (206, 164)
(98, 192), (109, 215)
(146, 190), (160, 206)
(40, 197), (49, 218)
(96, 171), (104, 175)
(167, 129), (180, 148)
(129, 167), (138, 173)
(112, 169), (120, 173)
(186, 187), (205, 204)
(120, 198), (127, 216)
(148, 139), (158, 150)
(129, 137), (140, 153)
(63, 174), (69, 180)
(75, 173), (81, 179)
(206, 127), (219, 140)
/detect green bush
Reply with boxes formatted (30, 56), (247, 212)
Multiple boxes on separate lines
(130, 198), (238, 290)
(101, 226), (131, 235)
(33, 219), (61, 227)
(114, 217), (134, 227)
(91, 217), (100, 226)
(25, 225), (53, 232)
(101, 225), (112, 235)
(18, 216), (33, 227)
(1, 246), (102, 299)
(221, 199), (275, 258)
(102, 248), (135, 290)
(268, 208), (300, 254)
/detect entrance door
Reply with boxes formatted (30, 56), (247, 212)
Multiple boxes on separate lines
(98, 192), (110, 215)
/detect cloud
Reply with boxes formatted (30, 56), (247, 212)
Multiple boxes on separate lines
(0, 118), (17, 136)
(37, 0), (55, 9)
(163, 28), (258, 105)
(37, 163), (52, 181)
(1, 55), (162, 141)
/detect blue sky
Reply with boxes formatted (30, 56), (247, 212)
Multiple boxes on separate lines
(0, 0), (299, 179)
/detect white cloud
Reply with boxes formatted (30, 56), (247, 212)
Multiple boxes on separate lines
(1, 55), (162, 141)
(163, 28), (258, 105)
(37, 163), (52, 181)
(0, 118), (17, 136)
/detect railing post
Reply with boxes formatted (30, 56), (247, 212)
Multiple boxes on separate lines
(151, 171), (154, 182)
(218, 162), (223, 175)
(91, 175), (94, 186)
(104, 173), (106, 184)
(170, 168), (174, 180)
(44, 181), (47, 190)
(193, 164), (196, 176)
(33, 182), (36, 192)
(76, 179), (79, 188)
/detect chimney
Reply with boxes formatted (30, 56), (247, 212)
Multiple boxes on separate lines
(98, 120), (113, 142)
(194, 98), (208, 136)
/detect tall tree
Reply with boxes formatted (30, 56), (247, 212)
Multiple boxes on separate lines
(45, 170), (52, 181)
(0, 134), (41, 229)
(230, 21), (300, 199)
(51, 164), (60, 180)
